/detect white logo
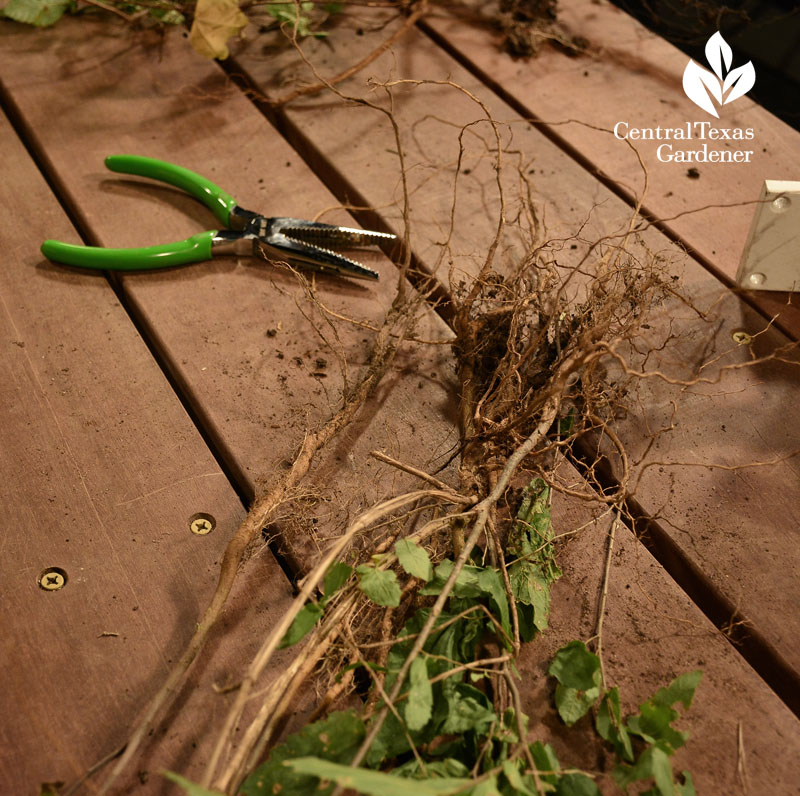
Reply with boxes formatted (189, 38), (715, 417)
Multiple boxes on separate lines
(682, 32), (756, 118)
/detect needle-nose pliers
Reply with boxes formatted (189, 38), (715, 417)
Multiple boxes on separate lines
(41, 155), (394, 280)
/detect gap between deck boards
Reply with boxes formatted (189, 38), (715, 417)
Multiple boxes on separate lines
(567, 444), (800, 716)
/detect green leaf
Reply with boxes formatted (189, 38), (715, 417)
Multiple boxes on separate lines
(554, 683), (601, 726)
(420, 561), (510, 639)
(595, 687), (633, 762)
(162, 772), (224, 795)
(675, 771), (696, 796)
(469, 774), (502, 796)
(395, 539), (433, 582)
(502, 761), (538, 796)
(529, 741), (560, 786)
(558, 407), (576, 439)
(278, 602), (323, 648)
(241, 711), (365, 796)
(548, 641), (601, 691)
(420, 560), (483, 599)
(626, 671), (701, 753)
(555, 774), (601, 796)
(262, 0), (323, 37)
(357, 565), (401, 607)
(3, 0), (69, 26)
(652, 671), (703, 710)
(442, 683), (497, 734)
(393, 758), (470, 780)
(323, 561), (353, 602)
(510, 560), (551, 631)
(153, 7), (185, 24)
(516, 603), (537, 643)
(509, 478), (552, 558)
(650, 746), (675, 796)
(366, 708), (412, 766)
(628, 703), (677, 745)
(286, 758), (472, 796)
(406, 656), (434, 731)
(477, 567), (511, 639)
(613, 745), (674, 796)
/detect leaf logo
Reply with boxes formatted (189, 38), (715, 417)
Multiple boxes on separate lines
(682, 32), (756, 118)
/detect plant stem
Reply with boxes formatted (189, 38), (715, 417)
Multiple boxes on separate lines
(595, 511), (619, 689)
(334, 396), (560, 791)
(97, 302), (419, 794)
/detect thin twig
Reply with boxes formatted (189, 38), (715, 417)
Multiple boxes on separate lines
(504, 666), (545, 796)
(594, 511), (619, 689)
(370, 449), (474, 499)
(737, 721), (749, 794)
(274, 0), (429, 106)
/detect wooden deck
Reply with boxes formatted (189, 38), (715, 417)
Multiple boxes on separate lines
(2, 2), (799, 793)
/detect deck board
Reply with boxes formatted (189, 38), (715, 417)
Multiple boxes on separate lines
(532, 461), (800, 793)
(0, 110), (296, 792)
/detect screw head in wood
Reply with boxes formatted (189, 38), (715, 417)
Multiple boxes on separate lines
(38, 567), (67, 591)
(189, 513), (215, 535)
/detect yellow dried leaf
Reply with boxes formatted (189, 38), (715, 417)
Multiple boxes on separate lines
(189, 0), (249, 60)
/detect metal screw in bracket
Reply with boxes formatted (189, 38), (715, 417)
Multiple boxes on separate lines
(731, 330), (753, 345)
(189, 513), (216, 536)
(772, 195), (791, 213)
(38, 567), (67, 591)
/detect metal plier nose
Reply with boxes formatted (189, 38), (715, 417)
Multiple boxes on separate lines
(41, 155), (394, 281)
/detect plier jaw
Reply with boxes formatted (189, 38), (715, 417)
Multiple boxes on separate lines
(213, 214), (390, 281)
(264, 218), (394, 281)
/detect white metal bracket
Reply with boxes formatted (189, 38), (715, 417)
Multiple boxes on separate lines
(736, 180), (800, 292)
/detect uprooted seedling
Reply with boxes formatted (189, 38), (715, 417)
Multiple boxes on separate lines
(166, 118), (705, 791)
(218, 481), (701, 796)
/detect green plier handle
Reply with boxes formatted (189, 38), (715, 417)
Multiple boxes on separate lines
(41, 155), (240, 271)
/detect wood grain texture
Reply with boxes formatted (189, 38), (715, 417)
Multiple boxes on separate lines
(226, 11), (800, 683)
(422, 0), (800, 337)
(0, 111), (296, 793)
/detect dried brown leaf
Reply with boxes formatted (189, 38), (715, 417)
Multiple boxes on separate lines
(189, 0), (248, 60)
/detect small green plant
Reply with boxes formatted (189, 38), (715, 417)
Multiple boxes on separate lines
(549, 641), (701, 795)
(169, 481), (701, 796)
(262, 0), (341, 38)
(2, 0), (185, 29)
